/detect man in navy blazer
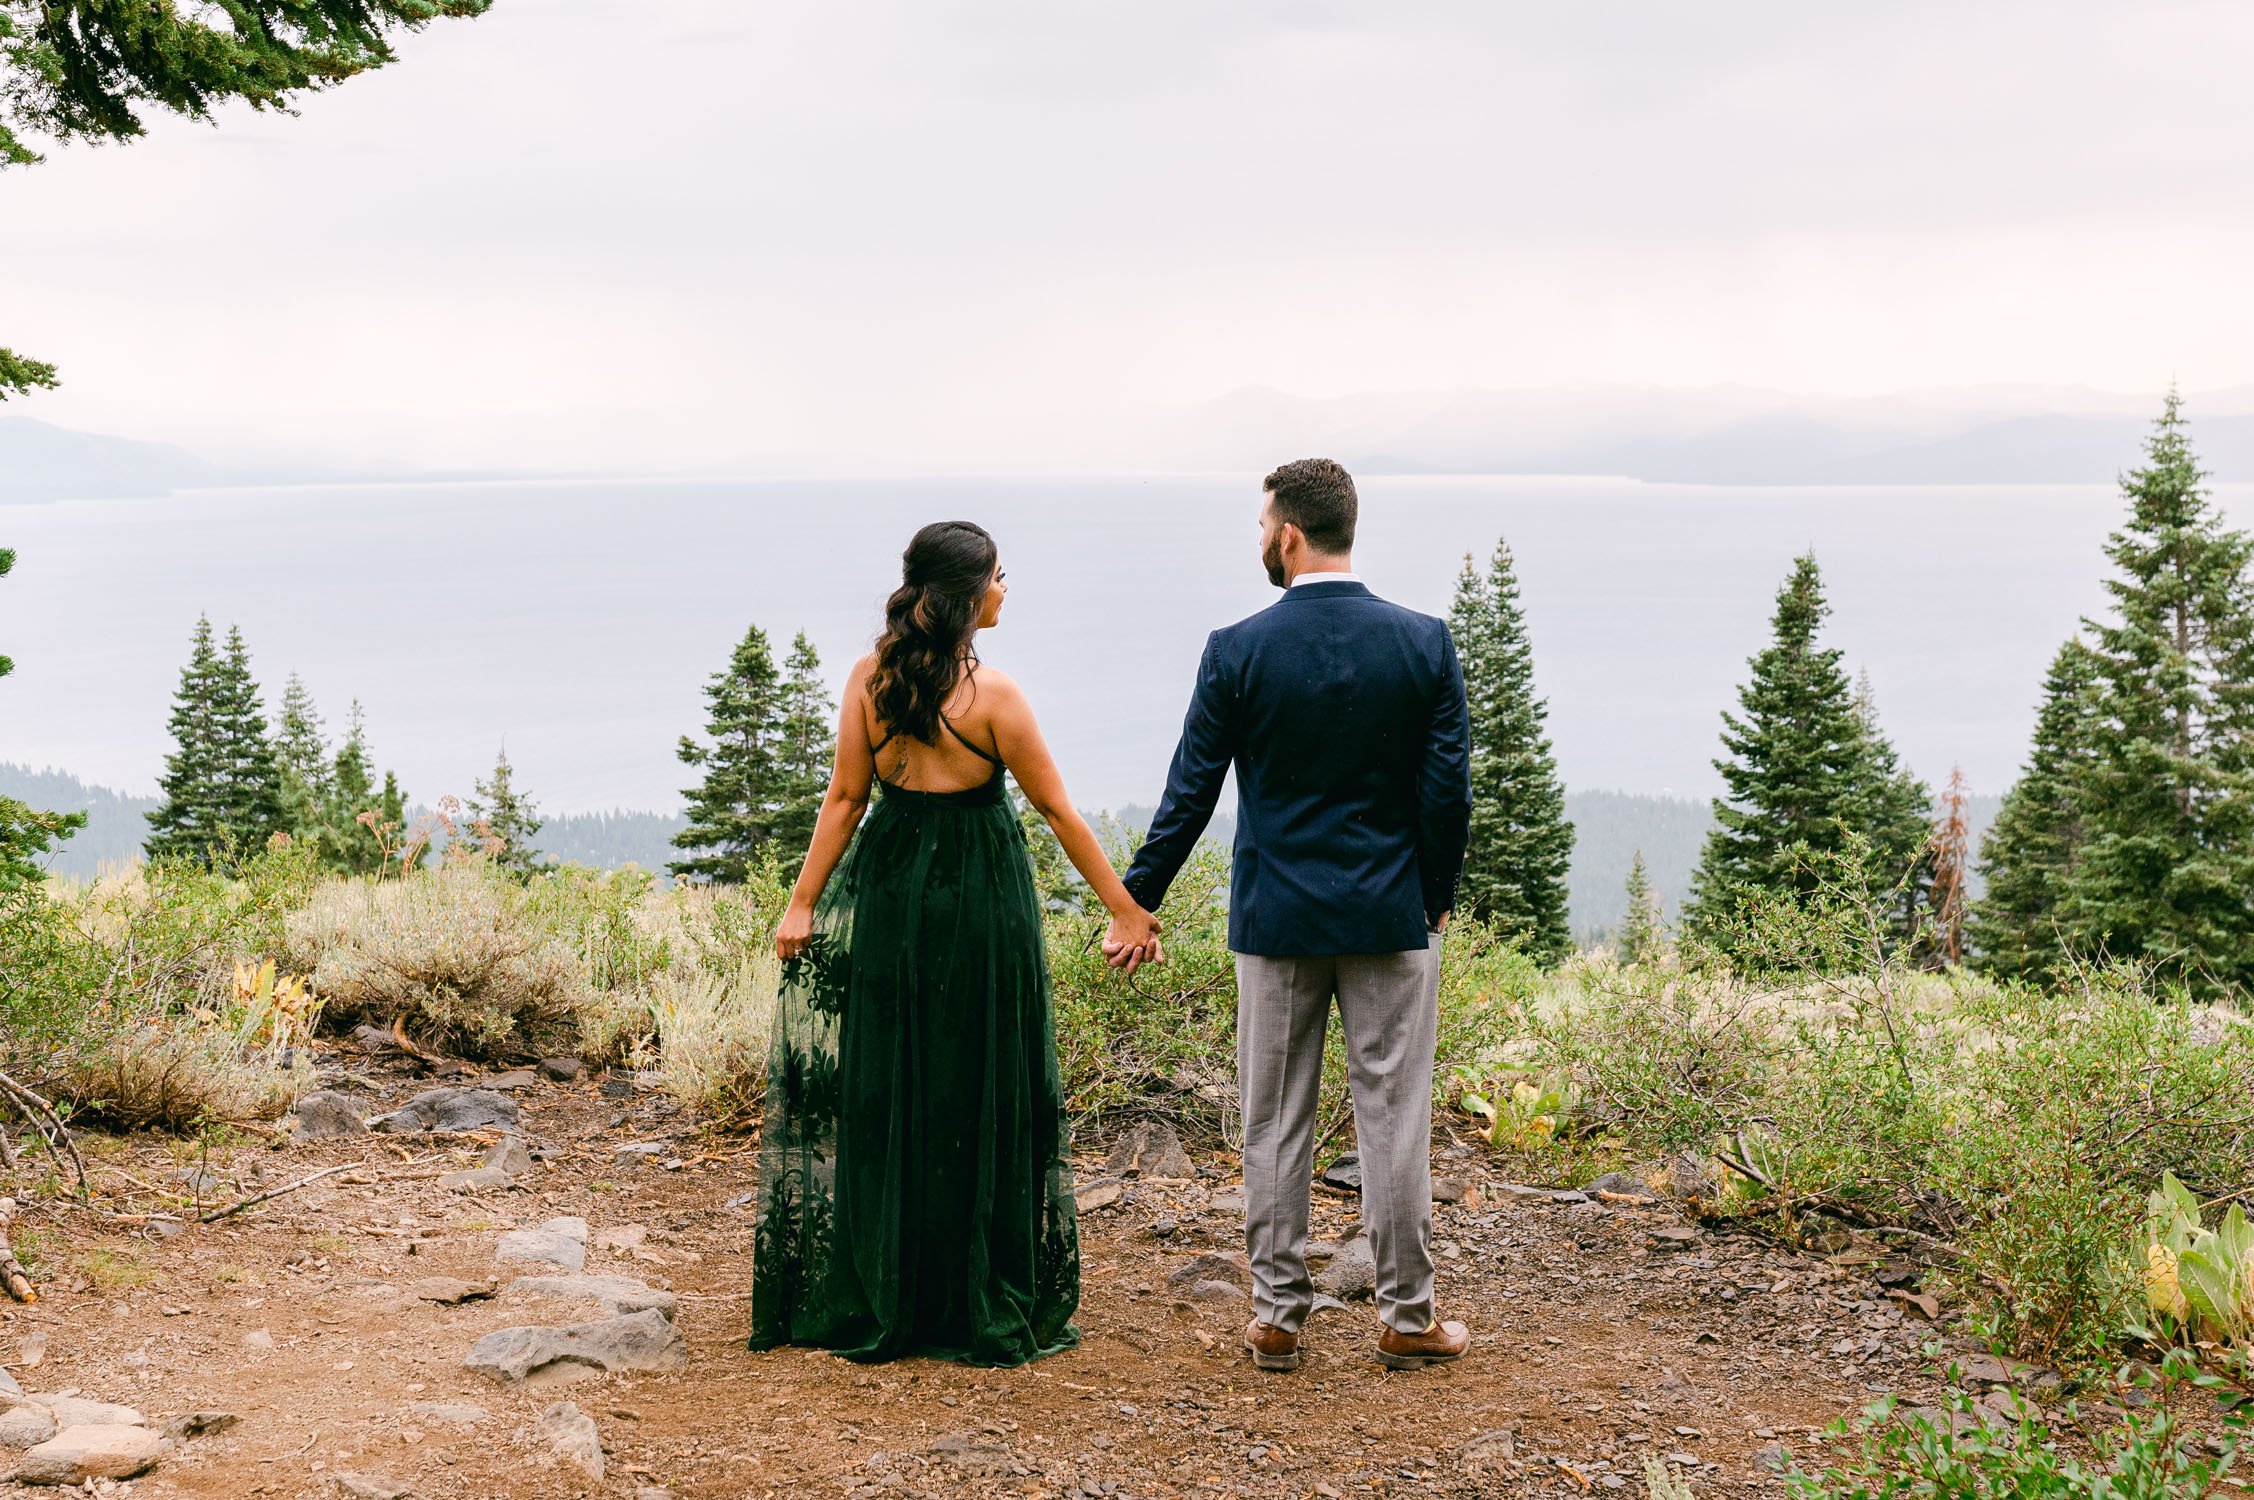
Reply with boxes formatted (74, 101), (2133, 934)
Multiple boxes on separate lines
(1108, 458), (1474, 1374)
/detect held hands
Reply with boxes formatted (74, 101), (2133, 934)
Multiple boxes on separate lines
(1101, 903), (1165, 976)
(776, 902), (815, 963)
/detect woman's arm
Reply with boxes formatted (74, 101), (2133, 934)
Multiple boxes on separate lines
(775, 658), (879, 960)
(984, 673), (1164, 970)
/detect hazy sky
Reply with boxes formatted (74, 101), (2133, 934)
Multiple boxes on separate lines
(8, 1), (2254, 472)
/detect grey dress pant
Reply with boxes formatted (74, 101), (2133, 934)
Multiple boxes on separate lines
(1234, 935), (1441, 1336)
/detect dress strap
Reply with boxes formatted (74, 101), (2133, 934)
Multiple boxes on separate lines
(940, 715), (1003, 767)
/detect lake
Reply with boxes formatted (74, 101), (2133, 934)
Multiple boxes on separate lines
(7, 473), (2240, 815)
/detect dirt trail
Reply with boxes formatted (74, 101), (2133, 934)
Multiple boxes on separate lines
(0, 1055), (1961, 1499)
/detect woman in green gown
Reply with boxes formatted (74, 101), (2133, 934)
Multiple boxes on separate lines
(749, 521), (1165, 1367)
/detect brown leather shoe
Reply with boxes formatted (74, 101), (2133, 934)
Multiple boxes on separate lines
(1245, 1318), (1302, 1372)
(1376, 1318), (1470, 1370)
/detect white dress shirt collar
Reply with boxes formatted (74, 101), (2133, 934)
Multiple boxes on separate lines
(1289, 570), (1362, 588)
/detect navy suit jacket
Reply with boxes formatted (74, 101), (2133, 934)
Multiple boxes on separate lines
(1122, 580), (1473, 957)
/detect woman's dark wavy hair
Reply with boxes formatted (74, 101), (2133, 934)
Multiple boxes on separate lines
(868, 520), (999, 745)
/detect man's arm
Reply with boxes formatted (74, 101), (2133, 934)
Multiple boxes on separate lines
(1122, 632), (1238, 916)
(1418, 626), (1473, 929)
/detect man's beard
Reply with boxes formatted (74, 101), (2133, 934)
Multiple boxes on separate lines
(1262, 535), (1287, 588)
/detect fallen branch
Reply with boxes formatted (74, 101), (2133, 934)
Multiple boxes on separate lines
(196, 1162), (360, 1224)
(0, 1068), (87, 1199)
(0, 1196), (34, 1303)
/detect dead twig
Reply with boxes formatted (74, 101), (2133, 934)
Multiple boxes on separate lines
(196, 1161), (360, 1224)
(0, 1196), (35, 1303)
(0, 1068), (87, 1199)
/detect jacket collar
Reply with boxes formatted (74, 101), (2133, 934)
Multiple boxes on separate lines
(1277, 579), (1374, 602)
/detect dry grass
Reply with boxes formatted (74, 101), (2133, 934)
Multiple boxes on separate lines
(281, 864), (593, 1057)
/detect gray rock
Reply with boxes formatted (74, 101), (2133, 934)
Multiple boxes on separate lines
(1074, 1180), (1127, 1213)
(1461, 1429), (1516, 1469)
(1319, 1155), (1363, 1194)
(1755, 1443), (1791, 1473)
(351, 1024), (396, 1052)
(0, 1368), (20, 1400)
(39, 1396), (146, 1428)
(1587, 1171), (1658, 1201)
(0, 1404), (57, 1449)
(539, 1057), (585, 1083)
(1104, 1120), (1194, 1181)
(374, 1087), (521, 1135)
(1208, 1189), (1247, 1215)
(496, 1217), (590, 1271)
(14, 1423), (164, 1484)
(440, 1166), (515, 1193)
(463, 1309), (688, 1386)
(483, 1136), (535, 1177)
(483, 1070), (539, 1091)
(292, 1090), (367, 1140)
(534, 1400), (604, 1481)
(1176, 1279), (1247, 1305)
(1165, 1252), (1252, 1293)
(1313, 1235), (1376, 1300)
(164, 1411), (239, 1441)
(334, 1473), (415, 1500)
(409, 1277), (496, 1306)
(1666, 1152), (1719, 1202)
(635, 1489), (673, 1500)
(510, 1275), (678, 1321)
(1431, 1175), (1473, 1204)
(406, 1403), (490, 1426)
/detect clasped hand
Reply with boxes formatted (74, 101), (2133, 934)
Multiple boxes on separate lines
(1101, 905), (1165, 976)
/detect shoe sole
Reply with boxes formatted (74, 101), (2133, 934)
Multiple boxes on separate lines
(1376, 1343), (1469, 1371)
(1249, 1347), (1303, 1372)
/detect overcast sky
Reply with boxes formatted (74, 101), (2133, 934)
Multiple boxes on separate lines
(7, 0), (2254, 472)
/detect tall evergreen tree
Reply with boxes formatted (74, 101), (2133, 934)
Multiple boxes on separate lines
(319, 702), (407, 875)
(1618, 850), (1660, 964)
(672, 624), (790, 884)
(2060, 392), (2254, 991)
(1845, 669), (1938, 931)
(773, 632), (836, 855)
(272, 672), (332, 842)
(1447, 540), (1575, 963)
(0, 544), (83, 884)
(1686, 553), (1928, 955)
(145, 619), (285, 863)
(1969, 639), (2103, 982)
(467, 744), (545, 876)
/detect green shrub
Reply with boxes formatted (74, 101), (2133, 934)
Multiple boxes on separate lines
(1788, 1354), (2238, 1500)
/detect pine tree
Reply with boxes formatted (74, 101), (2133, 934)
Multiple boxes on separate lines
(1969, 639), (2103, 982)
(672, 624), (791, 884)
(1845, 669), (1938, 932)
(0, 544), (83, 884)
(2061, 392), (2254, 991)
(273, 673), (332, 842)
(145, 619), (285, 863)
(773, 632), (836, 856)
(1618, 850), (1660, 964)
(467, 744), (545, 876)
(1687, 554), (1929, 955)
(318, 702), (407, 876)
(1448, 540), (1575, 963)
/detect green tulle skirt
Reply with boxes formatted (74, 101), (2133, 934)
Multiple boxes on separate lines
(748, 776), (1081, 1366)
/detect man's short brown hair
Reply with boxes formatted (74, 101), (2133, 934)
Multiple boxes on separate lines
(1263, 458), (1358, 553)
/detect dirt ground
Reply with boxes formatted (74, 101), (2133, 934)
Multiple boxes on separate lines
(0, 1050), (1973, 1499)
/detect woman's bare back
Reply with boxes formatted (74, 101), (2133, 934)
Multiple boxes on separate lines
(861, 658), (1006, 793)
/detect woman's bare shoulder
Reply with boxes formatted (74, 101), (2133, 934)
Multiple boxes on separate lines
(848, 651), (879, 683)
